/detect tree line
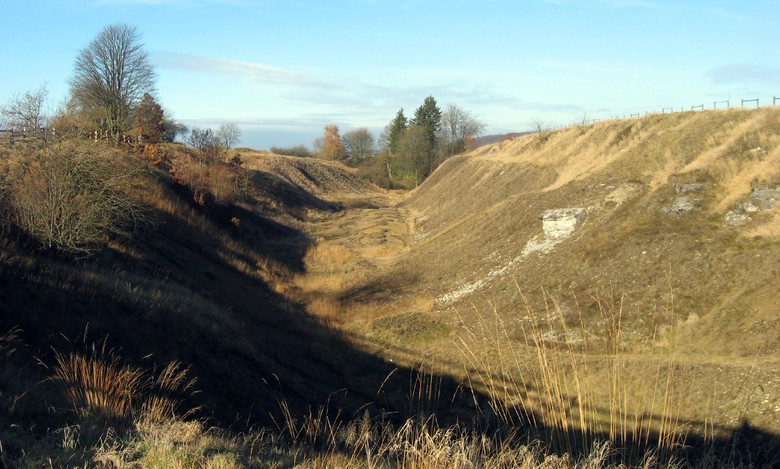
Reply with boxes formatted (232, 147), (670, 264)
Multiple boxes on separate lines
(2, 22), (485, 190)
(291, 96), (485, 188)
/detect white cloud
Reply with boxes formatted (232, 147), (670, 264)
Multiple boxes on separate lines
(154, 51), (323, 87)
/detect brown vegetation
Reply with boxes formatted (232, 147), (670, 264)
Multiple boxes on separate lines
(1, 108), (779, 466)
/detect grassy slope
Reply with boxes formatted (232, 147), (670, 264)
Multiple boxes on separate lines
(3, 109), (780, 464)
(404, 108), (780, 357)
(0, 146), (467, 450)
(309, 108), (780, 437)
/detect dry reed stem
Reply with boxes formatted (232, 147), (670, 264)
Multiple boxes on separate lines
(452, 281), (693, 460)
(51, 340), (197, 425)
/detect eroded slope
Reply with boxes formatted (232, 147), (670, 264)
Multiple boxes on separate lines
(297, 108), (780, 435)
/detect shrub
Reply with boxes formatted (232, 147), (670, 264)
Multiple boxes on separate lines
(5, 142), (148, 255)
(169, 149), (245, 205)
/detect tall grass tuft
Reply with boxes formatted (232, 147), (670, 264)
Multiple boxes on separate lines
(52, 341), (145, 424)
(454, 283), (691, 464)
(51, 339), (197, 426)
(261, 400), (642, 468)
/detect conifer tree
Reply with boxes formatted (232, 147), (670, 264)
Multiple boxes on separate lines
(411, 96), (441, 150)
(410, 96), (441, 176)
(386, 108), (407, 155)
(134, 93), (164, 143)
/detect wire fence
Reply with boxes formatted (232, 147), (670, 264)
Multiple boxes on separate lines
(0, 127), (145, 146)
(549, 94), (779, 130)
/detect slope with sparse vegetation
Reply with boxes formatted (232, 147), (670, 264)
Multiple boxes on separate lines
(291, 107), (780, 465)
(1, 107), (780, 467)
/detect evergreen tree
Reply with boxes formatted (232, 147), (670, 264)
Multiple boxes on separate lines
(410, 96), (441, 176)
(411, 96), (441, 149)
(134, 93), (164, 143)
(386, 108), (407, 155)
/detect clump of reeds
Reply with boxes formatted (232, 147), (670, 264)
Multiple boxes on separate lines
(50, 338), (197, 426)
(454, 283), (690, 465)
(260, 400), (632, 469)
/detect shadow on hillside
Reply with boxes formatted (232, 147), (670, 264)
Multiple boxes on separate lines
(1, 198), (778, 467)
(0, 190), (469, 433)
(480, 398), (780, 466)
(250, 169), (341, 212)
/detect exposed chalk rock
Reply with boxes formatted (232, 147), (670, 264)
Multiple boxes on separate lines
(541, 208), (587, 239)
(724, 210), (752, 227)
(675, 182), (705, 194)
(749, 187), (780, 209)
(663, 197), (697, 215)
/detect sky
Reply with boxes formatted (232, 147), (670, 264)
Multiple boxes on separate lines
(1, 0), (777, 149)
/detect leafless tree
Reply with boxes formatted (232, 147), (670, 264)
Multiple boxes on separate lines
(342, 127), (375, 164)
(1, 83), (50, 133)
(70, 23), (156, 144)
(530, 117), (551, 145)
(437, 104), (485, 160)
(6, 142), (148, 255)
(187, 127), (222, 162)
(217, 122), (241, 150)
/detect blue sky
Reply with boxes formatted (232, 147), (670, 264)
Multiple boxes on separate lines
(1, 0), (777, 149)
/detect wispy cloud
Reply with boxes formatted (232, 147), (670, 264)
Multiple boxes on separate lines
(154, 51), (324, 87)
(707, 63), (780, 85)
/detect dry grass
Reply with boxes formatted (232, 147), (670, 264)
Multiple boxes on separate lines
(306, 243), (354, 272)
(51, 339), (196, 425)
(94, 417), (243, 469)
(445, 283), (775, 466)
(264, 400), (636, 469)
(0, 325), (21, 357)
(3, 110), (779, 467)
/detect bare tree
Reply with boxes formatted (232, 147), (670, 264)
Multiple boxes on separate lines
(1, 83), (50, 133)
(217, 122), (241, 150)
(437, 104), (485, 161)
(187, 127), (222, 162)
(342, 128), (375, 164)
(6, 142), (148, 255)
(70, 23), (156, 144)
(530, 117), (551, 145)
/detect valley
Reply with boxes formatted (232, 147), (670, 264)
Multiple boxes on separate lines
(2, 107), (779, 466)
